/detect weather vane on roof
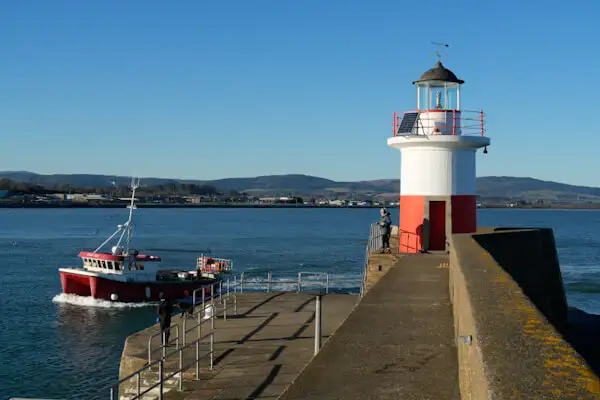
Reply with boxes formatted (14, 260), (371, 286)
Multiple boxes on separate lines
(430, 41), (449, 62)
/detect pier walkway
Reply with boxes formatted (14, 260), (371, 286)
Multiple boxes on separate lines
(119, 292), (358, 400)
(279, 253), (459, 399)
(111, 224), (600, 400)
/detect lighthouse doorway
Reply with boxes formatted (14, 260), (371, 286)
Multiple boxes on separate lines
(429, 201), (446, 251)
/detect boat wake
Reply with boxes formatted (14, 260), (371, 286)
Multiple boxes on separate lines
(52, 293), (154, 308)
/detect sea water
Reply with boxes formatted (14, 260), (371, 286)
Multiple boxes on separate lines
(1, 208), (600, 398)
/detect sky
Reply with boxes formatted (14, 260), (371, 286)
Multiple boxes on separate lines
(1, 0), (599, 185)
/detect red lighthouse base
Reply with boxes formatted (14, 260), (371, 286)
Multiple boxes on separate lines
(398, 195), (477, 253)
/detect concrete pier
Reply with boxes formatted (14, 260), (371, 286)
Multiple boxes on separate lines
(116, 226), (600, 399)
(119, 292), (358, 399)
(280, 254), (458, 399)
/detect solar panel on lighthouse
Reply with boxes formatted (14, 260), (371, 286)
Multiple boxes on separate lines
(397, 112), (419, 134)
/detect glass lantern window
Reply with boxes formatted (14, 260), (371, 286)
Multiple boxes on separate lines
(416, 81), (461, 111)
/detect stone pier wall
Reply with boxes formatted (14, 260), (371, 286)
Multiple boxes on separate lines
(450, 228), (600, 398)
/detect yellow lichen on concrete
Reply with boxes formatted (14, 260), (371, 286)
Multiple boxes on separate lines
(479, 248), (600, 397)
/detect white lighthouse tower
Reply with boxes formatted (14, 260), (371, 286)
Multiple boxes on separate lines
(388, 59), (490, 253)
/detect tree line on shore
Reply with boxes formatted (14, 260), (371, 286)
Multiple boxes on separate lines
(0, 178), (225, 197)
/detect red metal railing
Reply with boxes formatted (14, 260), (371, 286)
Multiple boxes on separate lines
(392, 110), (486, 137)
(399, 229), (421, 253)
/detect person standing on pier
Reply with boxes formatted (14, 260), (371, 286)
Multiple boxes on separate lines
(379, 208), (392, 253)
(157, 292), (174, 346)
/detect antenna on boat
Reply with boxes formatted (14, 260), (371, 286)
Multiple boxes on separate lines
(430, 41), (449, 62)
(123, 177), (140, 255)
(92, 177), (141, 255)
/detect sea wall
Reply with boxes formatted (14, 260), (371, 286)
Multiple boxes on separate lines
(450, 228), (600, 398)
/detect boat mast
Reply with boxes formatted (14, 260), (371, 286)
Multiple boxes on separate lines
(92, 177), (140, 254)
(123, 177), (139, 256)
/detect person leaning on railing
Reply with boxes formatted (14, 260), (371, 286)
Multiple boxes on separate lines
(378, 208), (392, 254)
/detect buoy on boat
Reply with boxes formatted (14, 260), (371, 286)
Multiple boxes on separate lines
(110, 293), (119, 301)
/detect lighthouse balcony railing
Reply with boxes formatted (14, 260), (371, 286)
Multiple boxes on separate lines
(392, 109), (486, 137)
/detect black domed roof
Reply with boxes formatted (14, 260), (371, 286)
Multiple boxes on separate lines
(412, 61), (464, 84)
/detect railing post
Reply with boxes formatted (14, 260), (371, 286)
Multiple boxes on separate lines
(197, 302), (202, 339)
(179, 347), (184, 391)
(192, 290), (196, 314)
(219, 280), (223, 304)
(326, 274), (329, 294)
(234, 275), (238, 293)
(480, 110), (484, 136)
(227, 277), (231, 300)
(392, 111), (396, 135)
(314, 294), (322, 355)
(267, 271), (272, 292)
(452, 110), (456, 135)
(182, 318), (187, 346)
(110, 386), (116, 400)
(158, 359), (164, 400)
(211, 284), (215, 330)
(195, 340), (200, 379)
(210, 333), (214, 370)
(241, 273), (244, 293)
(162, 331), (166, 360)
(224, 299), (227, 321)
(137, 373), (141, 397)
(234, 294), (238, 315)
(298, 272), (302, 292)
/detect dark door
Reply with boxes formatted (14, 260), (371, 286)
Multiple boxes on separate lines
(429, 201), (446, 251)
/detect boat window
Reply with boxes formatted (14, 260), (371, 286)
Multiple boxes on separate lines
(101, 260), (106, 269)
(113, 262), (119, 271)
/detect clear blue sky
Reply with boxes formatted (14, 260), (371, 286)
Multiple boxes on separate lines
(1, 1), (598, 185)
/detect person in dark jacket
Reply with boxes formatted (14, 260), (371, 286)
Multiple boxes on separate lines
(379, 208), (392, 253)
(157, 292), (174, 346)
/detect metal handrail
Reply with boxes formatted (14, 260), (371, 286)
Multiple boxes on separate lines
(111, 331), (215, 400)
(298, 272), (329, 294)
(361, 223), (398, 296)
(392, 109), (486, 137)
(149, 280), (232, 364)
(399, 229), (420, 252)
(148, 324), (180, 362)
(235, 271), (330, 293)
(102, 272), (333, 400)
(111, 292), (236, 400)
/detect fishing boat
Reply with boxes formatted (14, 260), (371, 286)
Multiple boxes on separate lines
(58, 178), (233, 302)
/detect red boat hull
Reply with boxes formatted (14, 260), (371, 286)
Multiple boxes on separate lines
(59, 270), (216, 302)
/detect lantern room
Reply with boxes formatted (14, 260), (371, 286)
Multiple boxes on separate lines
(414, 60), (463, 111)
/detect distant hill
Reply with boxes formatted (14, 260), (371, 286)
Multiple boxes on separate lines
(0, 171), (598, 200)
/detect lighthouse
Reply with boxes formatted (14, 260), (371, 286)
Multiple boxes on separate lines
(388, 60), (490, 253)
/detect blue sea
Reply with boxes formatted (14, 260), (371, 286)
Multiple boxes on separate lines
(1, 208), (600, 398)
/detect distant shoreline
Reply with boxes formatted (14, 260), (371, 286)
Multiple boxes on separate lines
(0, 202), (599, 210)
(0, 202), (388, 209)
